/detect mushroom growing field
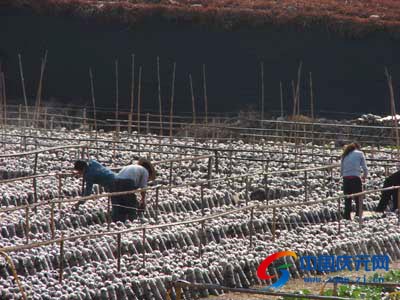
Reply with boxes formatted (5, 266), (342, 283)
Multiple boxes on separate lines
(0, 127), (400, 300)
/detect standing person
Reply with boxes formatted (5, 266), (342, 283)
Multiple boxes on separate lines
(73, 160), (116, 209)
(375, 170), (400, 213)
(112, 158), (156, 222)
(340, 142), (368, 220)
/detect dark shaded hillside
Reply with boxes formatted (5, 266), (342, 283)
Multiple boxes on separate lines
(1, 8), (400, 116)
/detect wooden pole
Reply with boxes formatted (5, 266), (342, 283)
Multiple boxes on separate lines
(207, 156), (212, 188)
(18, 54), (29, 125)
(50, 202), (55, 239)
(249, 207), (254, 249)
(89, 68), (97, 132)
(291, 80), (297, 118)
(169, 161), (173, 186)
(295, 61), (302, 116)
(129, 54), (135, 134)
(89, 68), (99, 158)
(385, 68), (399, 154)
(107, 196), (111, 230)
(201, 185), (205, 216)
(245, 176), (249, 206)
(189, 74), (196, 125)
(59, 235), (64, 284)
(18, 104), (22, 127)
(155, 187), (159, 223)
(260, 61), (264, 127)
(117, 233), (121, 272)
(338, 198), (341, 234)
(310, 72), (314, 120)
(25, 206), (30, 244)
(1, 73), (6, 126)
(310, 72), (315, 161)
(115, 59), (119, 122)
(280, 81), (284, 118)
(0, 73), (3, 126)
(34, 50), (48, 125)
(272, 207), (276, 242)
(58, 175), (62, 210)
(137, 66), (142, 134)
(169, 62), (176, 143)
(157, 56), (163, 136)
(397, 188), (400, 225)
(304, 171), (308, 202)
(203, 64), (208, 126)
(142, 228), (146, 269)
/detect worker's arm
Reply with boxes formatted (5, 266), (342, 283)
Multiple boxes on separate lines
(138, 169), (149, 208)
(360, 152), (368, 180)
(84, 178), (94, 197)
(140, 191), (146, 206)
(340, 159), (344, 177)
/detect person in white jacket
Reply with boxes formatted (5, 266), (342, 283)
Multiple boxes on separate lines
(112, 158), (156, 222)
(340, 142), (368, 220)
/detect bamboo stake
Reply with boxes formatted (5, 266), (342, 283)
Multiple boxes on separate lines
(59, 235), (64, 284)
(0, 70), (3, 126)
(129, 54), (135, 133)
(280, 81), (284, 118)
(25, 206), (30, 244)
(137, 66), (142, 134)
(34, 50), (48, 125)
(169, 62), (176, 143)
(203, 64), (208, 126)
(0, 251), (28, 299)
(310, 72), (315, 161)
(291, 80), (297, 118)
(18, 54), (29, 125)
(295, 61), (302, 116)
(189, 74), (196, 125)
(50, 202), (55, 239)
(260, 61), (264, 127)
(249, 207), (254, 249)
(89, 68), (99, 158)
(157, 56), (163, 136)
(1, 73), (6, 126)
(116, 233), (121, 271)
(89, 68), (97, 132)
(385, 68), (400, 154)
(115, 59), (119, 122)
(0, 60), (3, 124)
(310, 72), (314, 120)
(142, 228), (146, 269)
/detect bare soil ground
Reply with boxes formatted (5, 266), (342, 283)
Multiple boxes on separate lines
(4, 0), (400, 32)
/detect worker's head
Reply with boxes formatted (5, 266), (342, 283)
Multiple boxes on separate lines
(138, 158), (156, 181)
(74, 160), (88, 176)
(341, 142), (360, 159)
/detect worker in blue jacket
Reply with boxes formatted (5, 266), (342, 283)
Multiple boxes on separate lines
(73, 160), (116, 209)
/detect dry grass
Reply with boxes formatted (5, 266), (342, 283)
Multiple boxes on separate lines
(3, 0), (400, 36)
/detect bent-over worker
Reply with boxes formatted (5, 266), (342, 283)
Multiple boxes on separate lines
(376, 170), (400, 213)
(112, 158), (156, 222)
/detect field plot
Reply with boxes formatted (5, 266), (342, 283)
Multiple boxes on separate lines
(0, 125), (400, 300)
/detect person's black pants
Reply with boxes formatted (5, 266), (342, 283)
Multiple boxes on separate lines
(376, 170), (400, 212)
(111, 179), (138, 222)
(343, 177), (362, 220)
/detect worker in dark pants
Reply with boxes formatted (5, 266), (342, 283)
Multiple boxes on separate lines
(73, 160), (116, 209)
(340, 142), (368, 220)
(375, 170), (400, 213)
(114, 158), (156, 222)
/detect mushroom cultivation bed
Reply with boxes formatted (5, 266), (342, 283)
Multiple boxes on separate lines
(0, 127), (399, 300)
